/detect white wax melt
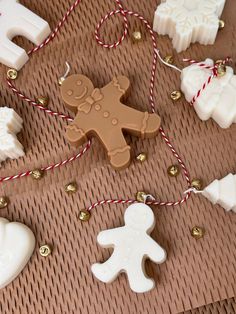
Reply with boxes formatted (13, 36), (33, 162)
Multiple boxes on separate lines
(0, 0), (51, 70)
(153, 0), (226, 52)
(0, 107), (24, 164)
(91, 203), (166, 293)
(181, 58), (236, 128)
(0, 218), (35, 289)
(202, 173), (236, 213)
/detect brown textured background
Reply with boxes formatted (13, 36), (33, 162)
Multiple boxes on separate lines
(0, 0), (236, 313)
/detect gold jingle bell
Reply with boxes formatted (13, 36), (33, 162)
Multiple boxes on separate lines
(65, 182), (78, 193)
(215, 60), (226, 77)
(191, 178), (203, 191)
(37, 96), (49, 108)
(31, 169), (44, 180)
(164, 55), (174, 65)
(79, 210), (91, 222)
(167, 165), (180, 177)
(0, 196), (9, 209)
(39, 244), (52, 257)
(191, 226), (205, 240)
(7, 69), (18, 80)
(136, 153), (147, 163)
(132, 31), (142, 43)
(136, 191), (147, 203)
(219, 20), (225, 29)
(171, 90), (182, 101)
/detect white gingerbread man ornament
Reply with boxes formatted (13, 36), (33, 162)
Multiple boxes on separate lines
(0, 107), (24, 164)
(181, 58), (236, 128)
(91, 203), (167, 293)
(0, 0), (51, 70)
(153, 0), (226, 52)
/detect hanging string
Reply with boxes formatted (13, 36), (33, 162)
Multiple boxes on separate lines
(5, 0), (192, 210)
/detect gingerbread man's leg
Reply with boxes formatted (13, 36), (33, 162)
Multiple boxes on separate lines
(126, 262), (155, 293)
(100, 128), (131, 170)
(92, 254), (121, 283)
(120, 105), (161, 139)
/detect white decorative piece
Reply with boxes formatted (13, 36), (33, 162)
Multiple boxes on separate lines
(0, 0), (51, 70)
(201, 173), (236, 213)
(91, 203), (167, 293)
(0, 107), (24, 164)
(181, 58), (236, 128)
(0, 218), (35, 289)
(153, 0), (226, 52)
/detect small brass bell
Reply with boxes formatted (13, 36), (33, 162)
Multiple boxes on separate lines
(171, 91), (182, 101)
(7, 69), (18, 80)
(215, 60), (226, 77)
(136, 153), (147, 163)
(65, 182), (78, 193)
(136, 191), (146, 203)
(167, 165), (180, 177)
(0, 197), (9, 209)
(79, 210), (91, 222)
(191, 178), (203, 191)
(132, 31), (142, 43)
(39, 245), (52, 257)
(31, 169), (44, 180)
(219, 20), (225, 29)
(191, 226), (205, 240)
(37, 96), (49, 108)
(164, 55), (174, 65)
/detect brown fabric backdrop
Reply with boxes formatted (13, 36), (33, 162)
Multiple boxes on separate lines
(0, 0), (235, 313)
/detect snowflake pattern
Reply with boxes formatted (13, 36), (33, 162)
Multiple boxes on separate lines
(153, 0), (226, 52)
(0, 107), (24, 164)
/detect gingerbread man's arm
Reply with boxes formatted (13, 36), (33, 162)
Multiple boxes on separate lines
(66, 114), (92, 147)
(97, 228), (123, 247)
(145, 237), (167, 263)
(101, 76), (131, 101)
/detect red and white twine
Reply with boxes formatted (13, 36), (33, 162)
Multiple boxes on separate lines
(4, 0), (192, 210)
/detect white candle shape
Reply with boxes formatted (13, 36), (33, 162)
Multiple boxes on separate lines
(0, 218), (35, 289)
(0, 107), (24, 164)
(153, 0), (226, 52)
(91, 203), (166, 293)
(202, 173), (236, 213)
(0, 0), (51, 70)
(181, 58), (236, 128)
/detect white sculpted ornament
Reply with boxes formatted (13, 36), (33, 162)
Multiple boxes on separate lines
(0, 0), (51, 70)
(181, 58), (236, 128)
(200, 174), (236, 213)
(153, 0), (226, 52)
(0, 107), (24, 164)
(0, 218), (35, 289)
(91, 203), (167, 293)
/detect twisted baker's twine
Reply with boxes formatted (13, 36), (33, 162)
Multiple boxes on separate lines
(5, 0), (192, 211)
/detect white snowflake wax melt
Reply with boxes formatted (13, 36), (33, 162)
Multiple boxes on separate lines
(0, 0), (51, 70)
(181, 58), (236, 128)
(92, 203), (166, 293)
(0, 218), (35, 289)
(0, 107), (24, 164)
(201, 173), (236, 213)
(153, 0), (226, 52)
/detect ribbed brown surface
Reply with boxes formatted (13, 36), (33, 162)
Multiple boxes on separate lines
(0, 0), (235, 313)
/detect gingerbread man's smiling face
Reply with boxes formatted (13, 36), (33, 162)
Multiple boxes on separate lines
(61, 74), (94, 111)
(124, 204), (155, 231)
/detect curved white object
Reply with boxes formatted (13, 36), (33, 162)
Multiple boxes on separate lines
(0, 0), (51, 70)
(181, 58), (236, 128)
(0, 218), (35, 289)
(0, 107), (24, 164)
(202, 173), (236, 213)
(91, 203), (167, 293)
(153, 0), (226, 52)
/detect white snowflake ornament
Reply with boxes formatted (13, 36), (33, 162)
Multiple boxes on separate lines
(0, 107), (24, 164)
(153, 0), (226, 52)
(181, 58), (236, 128)
(92, 203), (166, 293)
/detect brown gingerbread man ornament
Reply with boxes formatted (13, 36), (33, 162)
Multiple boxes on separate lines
(61, 74), (161, 170)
